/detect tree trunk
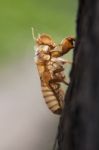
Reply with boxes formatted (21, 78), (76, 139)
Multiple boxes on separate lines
(57, 0), (99, 150)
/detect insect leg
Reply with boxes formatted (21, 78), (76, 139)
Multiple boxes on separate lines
(53, 67), (69, 86)
(62, 80), (69, 86)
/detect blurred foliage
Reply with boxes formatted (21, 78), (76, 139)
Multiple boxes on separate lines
(0, 0), (77, 65)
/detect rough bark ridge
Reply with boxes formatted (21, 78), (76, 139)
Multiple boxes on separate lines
(57, 0), (99, 150)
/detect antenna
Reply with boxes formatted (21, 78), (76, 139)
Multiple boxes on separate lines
(32, 27), (36, 41)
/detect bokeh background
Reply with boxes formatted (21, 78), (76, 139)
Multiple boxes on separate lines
(0, 0), (77, 150)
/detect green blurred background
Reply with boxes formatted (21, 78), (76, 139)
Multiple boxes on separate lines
(0, 1), (77, 150)
(0, 0), (77, 66)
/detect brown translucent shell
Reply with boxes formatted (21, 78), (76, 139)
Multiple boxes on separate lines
(36, 34), (56, 48)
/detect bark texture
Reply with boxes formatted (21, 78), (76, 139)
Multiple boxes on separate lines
(57, 0), (99, 150)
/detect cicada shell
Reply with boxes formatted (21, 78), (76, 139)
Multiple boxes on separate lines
(34, 32), (75, 114)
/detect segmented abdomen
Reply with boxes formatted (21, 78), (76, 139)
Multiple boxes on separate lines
(41, 81), (64, 115)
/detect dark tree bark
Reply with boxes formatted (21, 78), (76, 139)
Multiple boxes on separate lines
(57, 0), (99, 150)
